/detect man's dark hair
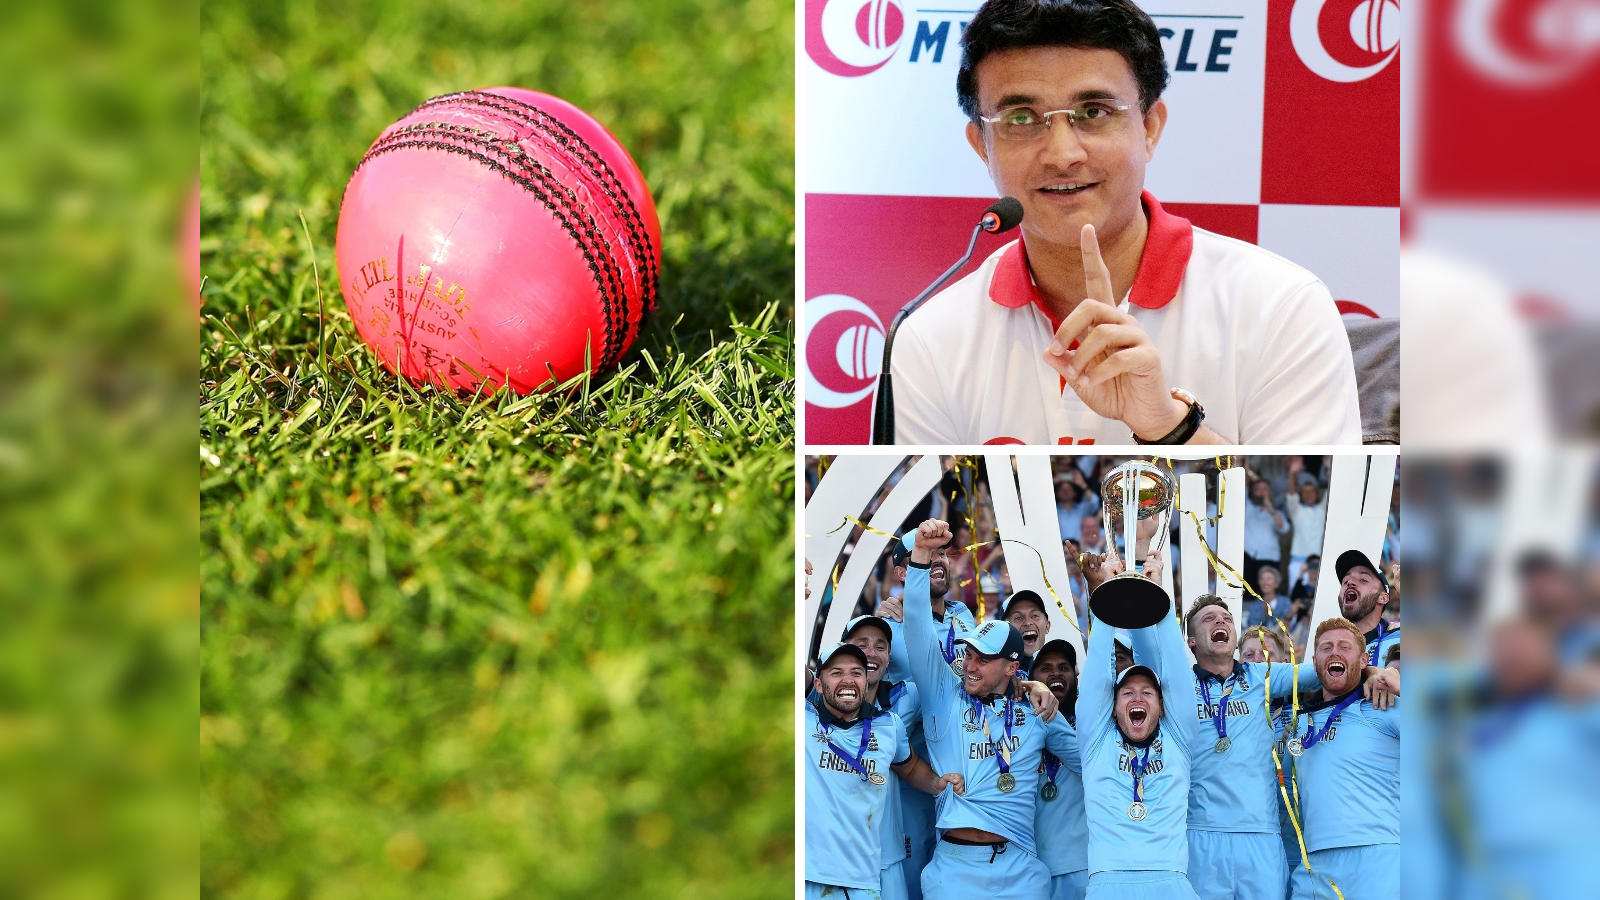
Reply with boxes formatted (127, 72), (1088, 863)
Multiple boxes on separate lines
(957, 0), (1170, 122)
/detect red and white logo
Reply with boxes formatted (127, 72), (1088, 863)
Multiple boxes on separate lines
(805, 0), (906, 77)
(804, 294), (885, 409)
(1291, 0), (1402, 81)
(1453, 0), (1600, 86)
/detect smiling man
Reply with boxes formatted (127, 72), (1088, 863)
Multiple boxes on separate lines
(1002, 589), (1054, 672)
(1285, 618), (1400, 900)
(904, 519), (1079, 900)
(806, 642), (967, 900)
(1180, 596), (1395, 900)
(888, 0), (1360, 445)
(1031, 638), (1091, 900)
(842, 615), (923, 900)
(1333, 549), (1400, 668)
(1079, 563), (1197, 898)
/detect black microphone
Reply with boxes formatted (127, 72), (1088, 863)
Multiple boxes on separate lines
(871, 197), (1024, 444)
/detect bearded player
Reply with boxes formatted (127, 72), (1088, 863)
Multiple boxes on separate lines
(807, 642), (964, 900)
(1032, 638), (1091, 900)
(1285, 618), (1399, 900)
(904, 519), (1077, 900)
(1182, 596), (1398, 900)
(1333, 550), (1399, 668)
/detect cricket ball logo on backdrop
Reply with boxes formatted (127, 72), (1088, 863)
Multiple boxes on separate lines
(1452, 0), (1600, 86)
(1290, 0), (1402, 81)
(806, 0), (907, 76)
(803, 294), (886, 410)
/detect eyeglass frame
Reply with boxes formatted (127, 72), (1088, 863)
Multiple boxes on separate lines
(976, 102), (1136, 141)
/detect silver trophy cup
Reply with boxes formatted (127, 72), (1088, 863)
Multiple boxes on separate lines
(1087, 461), (1176, 629)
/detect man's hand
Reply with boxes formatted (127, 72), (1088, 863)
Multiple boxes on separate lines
(1082, 551), (1125, 593)
(876, 595), (904, 623)
(1041, 224), (1183, 440)
(1362, 665), (1400, 710)
(1141, 549), (1164, 587)
(911, 519), (952, 564)
(938, 773), (966, 796)
(1021, 679), (1060, 722)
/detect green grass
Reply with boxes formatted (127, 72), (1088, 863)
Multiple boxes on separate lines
(200, 1), (794, 896)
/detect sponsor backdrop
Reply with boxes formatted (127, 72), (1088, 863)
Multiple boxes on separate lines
(803, 0), (1401, 443)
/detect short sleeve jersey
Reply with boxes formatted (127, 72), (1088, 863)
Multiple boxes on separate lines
(805, 700), (909, 889)
(903, 563), (1076, 856)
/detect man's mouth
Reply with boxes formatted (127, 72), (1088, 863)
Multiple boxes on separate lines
(1047, 679), (1065, 691)
(1342, 587), (1358, 603)
(1210, 628), (1229, 645)
(836, 686), (859, 702)
(1128, 706), (1148, 726)
(1039, 181), (1095, 195)
(1023, 629), (1039, 643)
(1327, 660), (1347, 678)
(865, 662), (879, 674)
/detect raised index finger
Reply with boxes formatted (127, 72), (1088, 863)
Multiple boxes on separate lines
(1080, 223), (1115, 306)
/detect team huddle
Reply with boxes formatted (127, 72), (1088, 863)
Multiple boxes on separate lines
(806, 520), (1400, 900)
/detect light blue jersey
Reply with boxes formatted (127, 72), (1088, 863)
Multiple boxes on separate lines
(805, 700), (910, 890)
(884, 600), (975, 688)
(878, 680), (921, 874)
(1287, 689), (1399, 853)
(904, 563), (1075, 856)
(1187, 659), (1321, 833)
(1365, 620), (1400, 668)
(1081, 608), (1193, 877)
(1035, 722), (1089, 878)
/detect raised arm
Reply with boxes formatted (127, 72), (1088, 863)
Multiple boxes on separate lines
(903, 520), (957, 699)
(1082, 611), (1116, 746)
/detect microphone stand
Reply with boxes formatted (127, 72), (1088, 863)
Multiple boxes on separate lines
(870, 219), (993, 445)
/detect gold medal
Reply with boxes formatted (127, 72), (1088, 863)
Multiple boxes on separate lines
(1041, 781), (1058, 802)
(869, 772), (886, 785)
(1287, 738), (1304, 757)
(1214, 737), (1231, 753)
(1127, 801), (1147, 821)
(997, 772), (1016, 793)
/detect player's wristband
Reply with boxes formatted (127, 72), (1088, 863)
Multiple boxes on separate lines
(1133, 388), (1203, 445)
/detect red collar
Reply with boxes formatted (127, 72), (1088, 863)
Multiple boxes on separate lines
(988, 191), (1193, 328)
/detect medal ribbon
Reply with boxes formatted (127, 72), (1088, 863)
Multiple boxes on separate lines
(1299, 691), (1362, 752)
(1128, 742), (1152, 804)
(1199, 673), (1235, 741)
(820, 714), (876, 783)
(1044, 751), (1061, 786)
(973, 695), (1016, 779)
(1369, 620), (1389, 666)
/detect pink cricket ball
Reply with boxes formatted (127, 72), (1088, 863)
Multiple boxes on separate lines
(335, 88), (661, 394)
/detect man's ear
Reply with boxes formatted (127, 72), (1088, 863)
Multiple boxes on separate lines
(1142, 98), (1168, 160)
(966, 119), (989, 167)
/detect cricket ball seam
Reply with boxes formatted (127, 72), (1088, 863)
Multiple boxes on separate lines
(420, 90), (659, 317)
(368, 122), (634, 368)
(357, 135), (627, 370)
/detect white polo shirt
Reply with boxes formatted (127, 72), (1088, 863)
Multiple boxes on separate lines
(889, 193), (1362, 445)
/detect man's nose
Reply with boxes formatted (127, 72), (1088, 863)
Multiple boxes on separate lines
(1038, 114), (1090, 168)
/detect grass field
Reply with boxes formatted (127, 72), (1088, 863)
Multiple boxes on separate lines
(200, 1), (794, 896)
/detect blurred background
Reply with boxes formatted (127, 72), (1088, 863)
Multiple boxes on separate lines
(1403, 5), (1600, 892)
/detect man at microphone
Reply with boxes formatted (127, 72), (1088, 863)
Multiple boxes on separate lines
(885, 0), (1361, 445)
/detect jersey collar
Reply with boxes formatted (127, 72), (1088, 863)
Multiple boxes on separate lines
(987, 190), (1193, 326)
(1191, 660), (1247, 684)
(1364, 621), (1400, 646)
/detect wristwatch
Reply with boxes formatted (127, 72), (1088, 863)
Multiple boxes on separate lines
(1133, 387), (1204, 445)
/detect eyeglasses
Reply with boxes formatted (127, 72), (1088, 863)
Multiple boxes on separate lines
(979, 101), (1134, 141)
